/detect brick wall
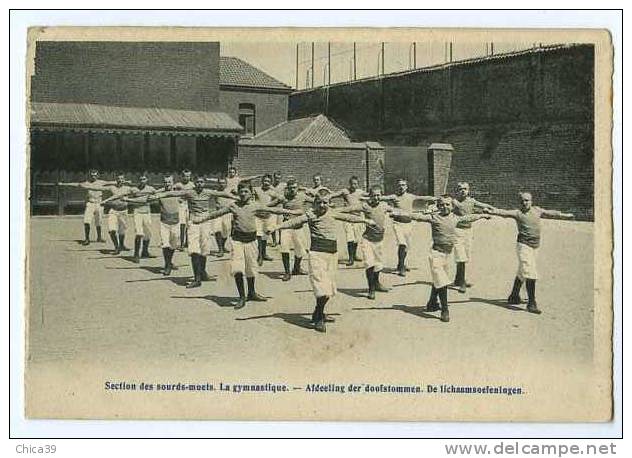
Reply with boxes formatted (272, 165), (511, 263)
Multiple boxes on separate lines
(235, 143), (384, 191)
(289, 45), (595, 220)
(219, 88), (289, 135)
(31, 42), (220, 111)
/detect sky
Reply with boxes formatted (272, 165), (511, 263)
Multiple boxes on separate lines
(221, 40), (559, 90)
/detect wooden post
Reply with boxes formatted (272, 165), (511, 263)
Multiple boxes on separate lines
(381, 42), (385, 75)
(353, 42), (357, 80)
(327, 42), (331, 86)
(413, 42), (417, 69)
(311, 42), (315, 89)
(295, 43), (299, 89)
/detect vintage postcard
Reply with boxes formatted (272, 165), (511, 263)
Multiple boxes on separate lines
(24, 27), (613, 421)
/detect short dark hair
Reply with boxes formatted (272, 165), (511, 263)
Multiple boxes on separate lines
(286, 178), (297, 186)
(349, 175), (359, 183)
(238, 181), (253, 192)
(263, 173), (273, 181)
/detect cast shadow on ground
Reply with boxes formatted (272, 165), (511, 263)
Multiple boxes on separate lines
(391, 280), (434, 288)
(125, 276), (197, 287)
(352, 304), (442, 321)
(235, 312), (341, 331)
(337, 288), (369, 298)
(383, 267), (418, 275)
(65, 247), (110, 253)
(171, 294), (236, 308)
(259, 271), (290, 280)
(468, 297), (526, 312)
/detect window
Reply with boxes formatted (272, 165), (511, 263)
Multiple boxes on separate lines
(239, 103), (256, 136)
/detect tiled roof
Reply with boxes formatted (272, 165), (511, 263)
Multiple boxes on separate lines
(250, 114), (352, 145)
(220, 56), (292, 91)
(30, 102), (243, 135)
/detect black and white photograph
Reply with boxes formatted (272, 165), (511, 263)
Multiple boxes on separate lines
(22, 26), (613, 422)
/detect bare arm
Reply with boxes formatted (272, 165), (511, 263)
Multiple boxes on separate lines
(335, 204), (364, 214)
(390, 210), (433, 223)
(240, 174), (264, 183)
(207, 190), (239, 200)
(484, 207), (518, 218)
(410, 193), (437, 202)
(270, 215), (310, 231)
(459, 213), (492, 224)
(200, 206), (232, 222)
(262, 206), (304, 216)
(331, 212), (373, 225)
(472, 199), (495, 210)
(122, 196), (149, 204)
(540, 208), (575, 219)
(79, 182), (114, 192)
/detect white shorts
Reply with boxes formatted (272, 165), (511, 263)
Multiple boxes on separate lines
(83, 201), (103, 225)
(133, 213), (153, 239)
(187, 221), (212, 255)
(178, 202), (189, 225)
(393, 221), (413, 247)
(207, 217), (221, 235)
(231, 240), (258, 277)
(454, 227), (474, 263)
(308, 250), (338, 298)
(280, 228), (307, 258)
(107, 209), (128, 234)
(220, 213), (232, 238)
(344, 221), (365, 243)
(160, 222), (179, 249)
(360, 238), (384, 271)
(255, 217), (275, 239)
(516, 242), (538, 280)
(428, 249), (451, 288)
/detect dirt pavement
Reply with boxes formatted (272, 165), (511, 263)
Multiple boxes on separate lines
(24, 215), (598, 420)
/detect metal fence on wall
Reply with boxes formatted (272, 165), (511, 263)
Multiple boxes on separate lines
(294, 41), (561, 91)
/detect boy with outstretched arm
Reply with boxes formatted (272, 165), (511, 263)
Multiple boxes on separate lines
(329, 176), (370, 266)
(267, 190), (376, 333)
(451, 182), (496, 293)
(123, 175), (181, 275)
(84, 174), (133, 254)
(199, 182), (302, 309)
(337, 186), (394, 300)
(484, 192), (574, 314)
(253, 174), (283, 265)
(381, 178), (436, 277)
(57, 169), (117, 245)
(151, 176), (238, 288)
(268, 178), (314, 281)
(393, 195), (491, 323)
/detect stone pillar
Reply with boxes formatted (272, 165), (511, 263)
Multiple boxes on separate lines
(427, 142), (454, 196)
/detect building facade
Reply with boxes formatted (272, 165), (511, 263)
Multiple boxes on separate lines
(29, 42), (247, 214)
(219, 56), (293, 137)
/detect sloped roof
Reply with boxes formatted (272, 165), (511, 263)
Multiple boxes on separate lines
(220, 56), (292, 92)
(30, 102), (243, 136)
(250, 115), (353, 145)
